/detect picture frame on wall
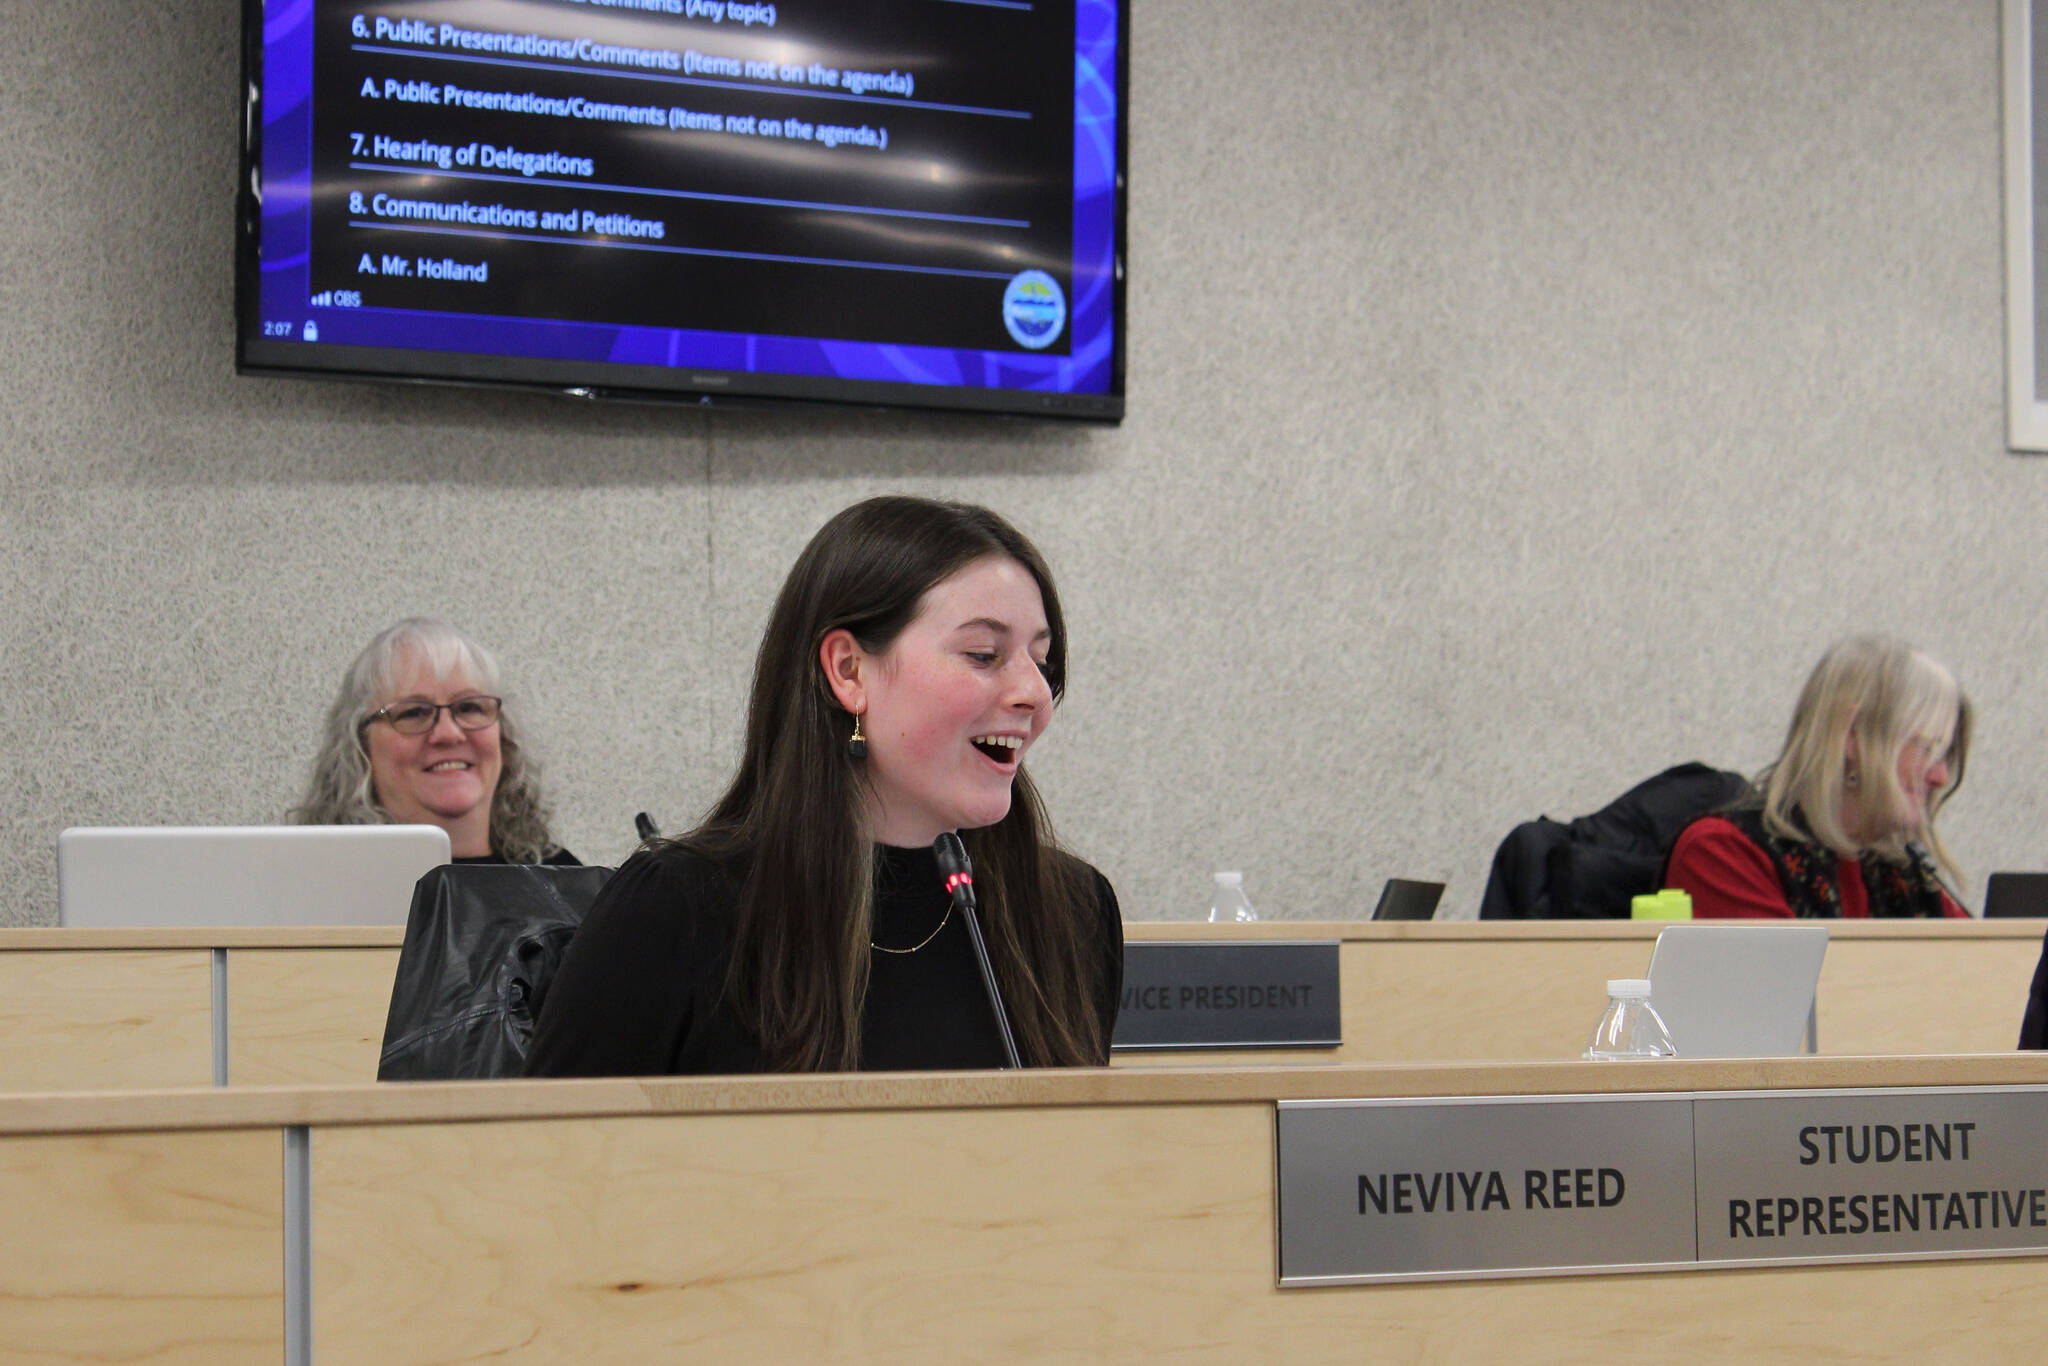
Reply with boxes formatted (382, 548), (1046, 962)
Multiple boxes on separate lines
(2004, 0), (2048, 450)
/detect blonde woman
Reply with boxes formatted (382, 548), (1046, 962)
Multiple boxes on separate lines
(1664, 636), (1970, 919)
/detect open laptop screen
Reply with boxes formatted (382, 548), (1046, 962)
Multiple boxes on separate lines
(1645, 923), (1829, 1058)
(58, 825), (451, 928)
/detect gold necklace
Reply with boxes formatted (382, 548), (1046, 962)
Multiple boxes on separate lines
(871, 900), (952, 954)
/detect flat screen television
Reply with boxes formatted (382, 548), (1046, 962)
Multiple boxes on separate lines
(237, 0), (1126, 421)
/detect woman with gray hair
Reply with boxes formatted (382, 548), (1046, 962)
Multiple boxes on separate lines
(292, 619), (574, 865)
(1664, 635), (1969, 918)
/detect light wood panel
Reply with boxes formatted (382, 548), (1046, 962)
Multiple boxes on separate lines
(2, 1058), (2045, 1364)
(0, 928), (403, 950)
(228, 948), (399, 1085)
(0, 951), (212, 1091)
(1111, 938), (1653, 1067)
(1344, 937), (1652, 1061)
(1817, 936), (2038, 1054)
(6, 1054), (2045, 1137)
(1120, 922), (2046, 1066)
(0, 1129), (282, 1366)
(308, 1082), (2048, 1365)
(0, 921), (2037, 1090)
(315, 1104), (1265, 1364)
(1112, 930), (1655, 1067)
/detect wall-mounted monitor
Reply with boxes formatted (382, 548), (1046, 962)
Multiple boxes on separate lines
(237, 0), (1126, 421)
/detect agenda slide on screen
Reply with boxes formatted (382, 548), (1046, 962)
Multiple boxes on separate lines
(248, 0), (1119, 382)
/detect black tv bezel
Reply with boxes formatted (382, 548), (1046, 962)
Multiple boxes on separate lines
(233, 0), (1127, 424)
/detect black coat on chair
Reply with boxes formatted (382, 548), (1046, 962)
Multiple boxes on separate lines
(378, 863), (612, 1080)
(1479, 762), (1748, 920)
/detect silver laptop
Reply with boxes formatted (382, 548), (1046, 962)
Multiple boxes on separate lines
(1645, 923), (1830, 1058)
(57, 825), (451, 928)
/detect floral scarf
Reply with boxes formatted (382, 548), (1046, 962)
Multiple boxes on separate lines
(1720, 806), (1949, 919)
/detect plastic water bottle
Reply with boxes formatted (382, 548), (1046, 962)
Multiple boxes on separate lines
(1583, 979), (1677, 1059)
(1207, 871), (1258, 923)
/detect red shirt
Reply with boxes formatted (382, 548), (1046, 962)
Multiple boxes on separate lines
(1666, 816), (1966, 919)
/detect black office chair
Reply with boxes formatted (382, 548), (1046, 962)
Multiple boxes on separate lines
(1984, 872), (2048, 918)
(377, 863), (612, 1080)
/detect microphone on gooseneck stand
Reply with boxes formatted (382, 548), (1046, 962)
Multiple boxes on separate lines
(933, 832), (1022, 1069)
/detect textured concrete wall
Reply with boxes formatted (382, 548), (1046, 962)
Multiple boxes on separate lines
(4, 0), (2039, 926)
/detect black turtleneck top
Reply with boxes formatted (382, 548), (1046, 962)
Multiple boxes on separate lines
(525, 841), (1123, 1077)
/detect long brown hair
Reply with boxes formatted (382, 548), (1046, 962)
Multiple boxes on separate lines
(682, 496), (1109, 1071)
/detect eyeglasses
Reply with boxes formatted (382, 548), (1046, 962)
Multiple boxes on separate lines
(363, 696), (503, 735)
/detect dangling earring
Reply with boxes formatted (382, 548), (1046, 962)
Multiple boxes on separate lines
(848, 712), (868, 759)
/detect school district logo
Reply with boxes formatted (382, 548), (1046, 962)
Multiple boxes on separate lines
(1002, 271), (1066, 349)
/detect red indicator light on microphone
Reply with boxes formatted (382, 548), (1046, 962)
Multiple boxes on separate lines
(945, 872), (972, 893)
